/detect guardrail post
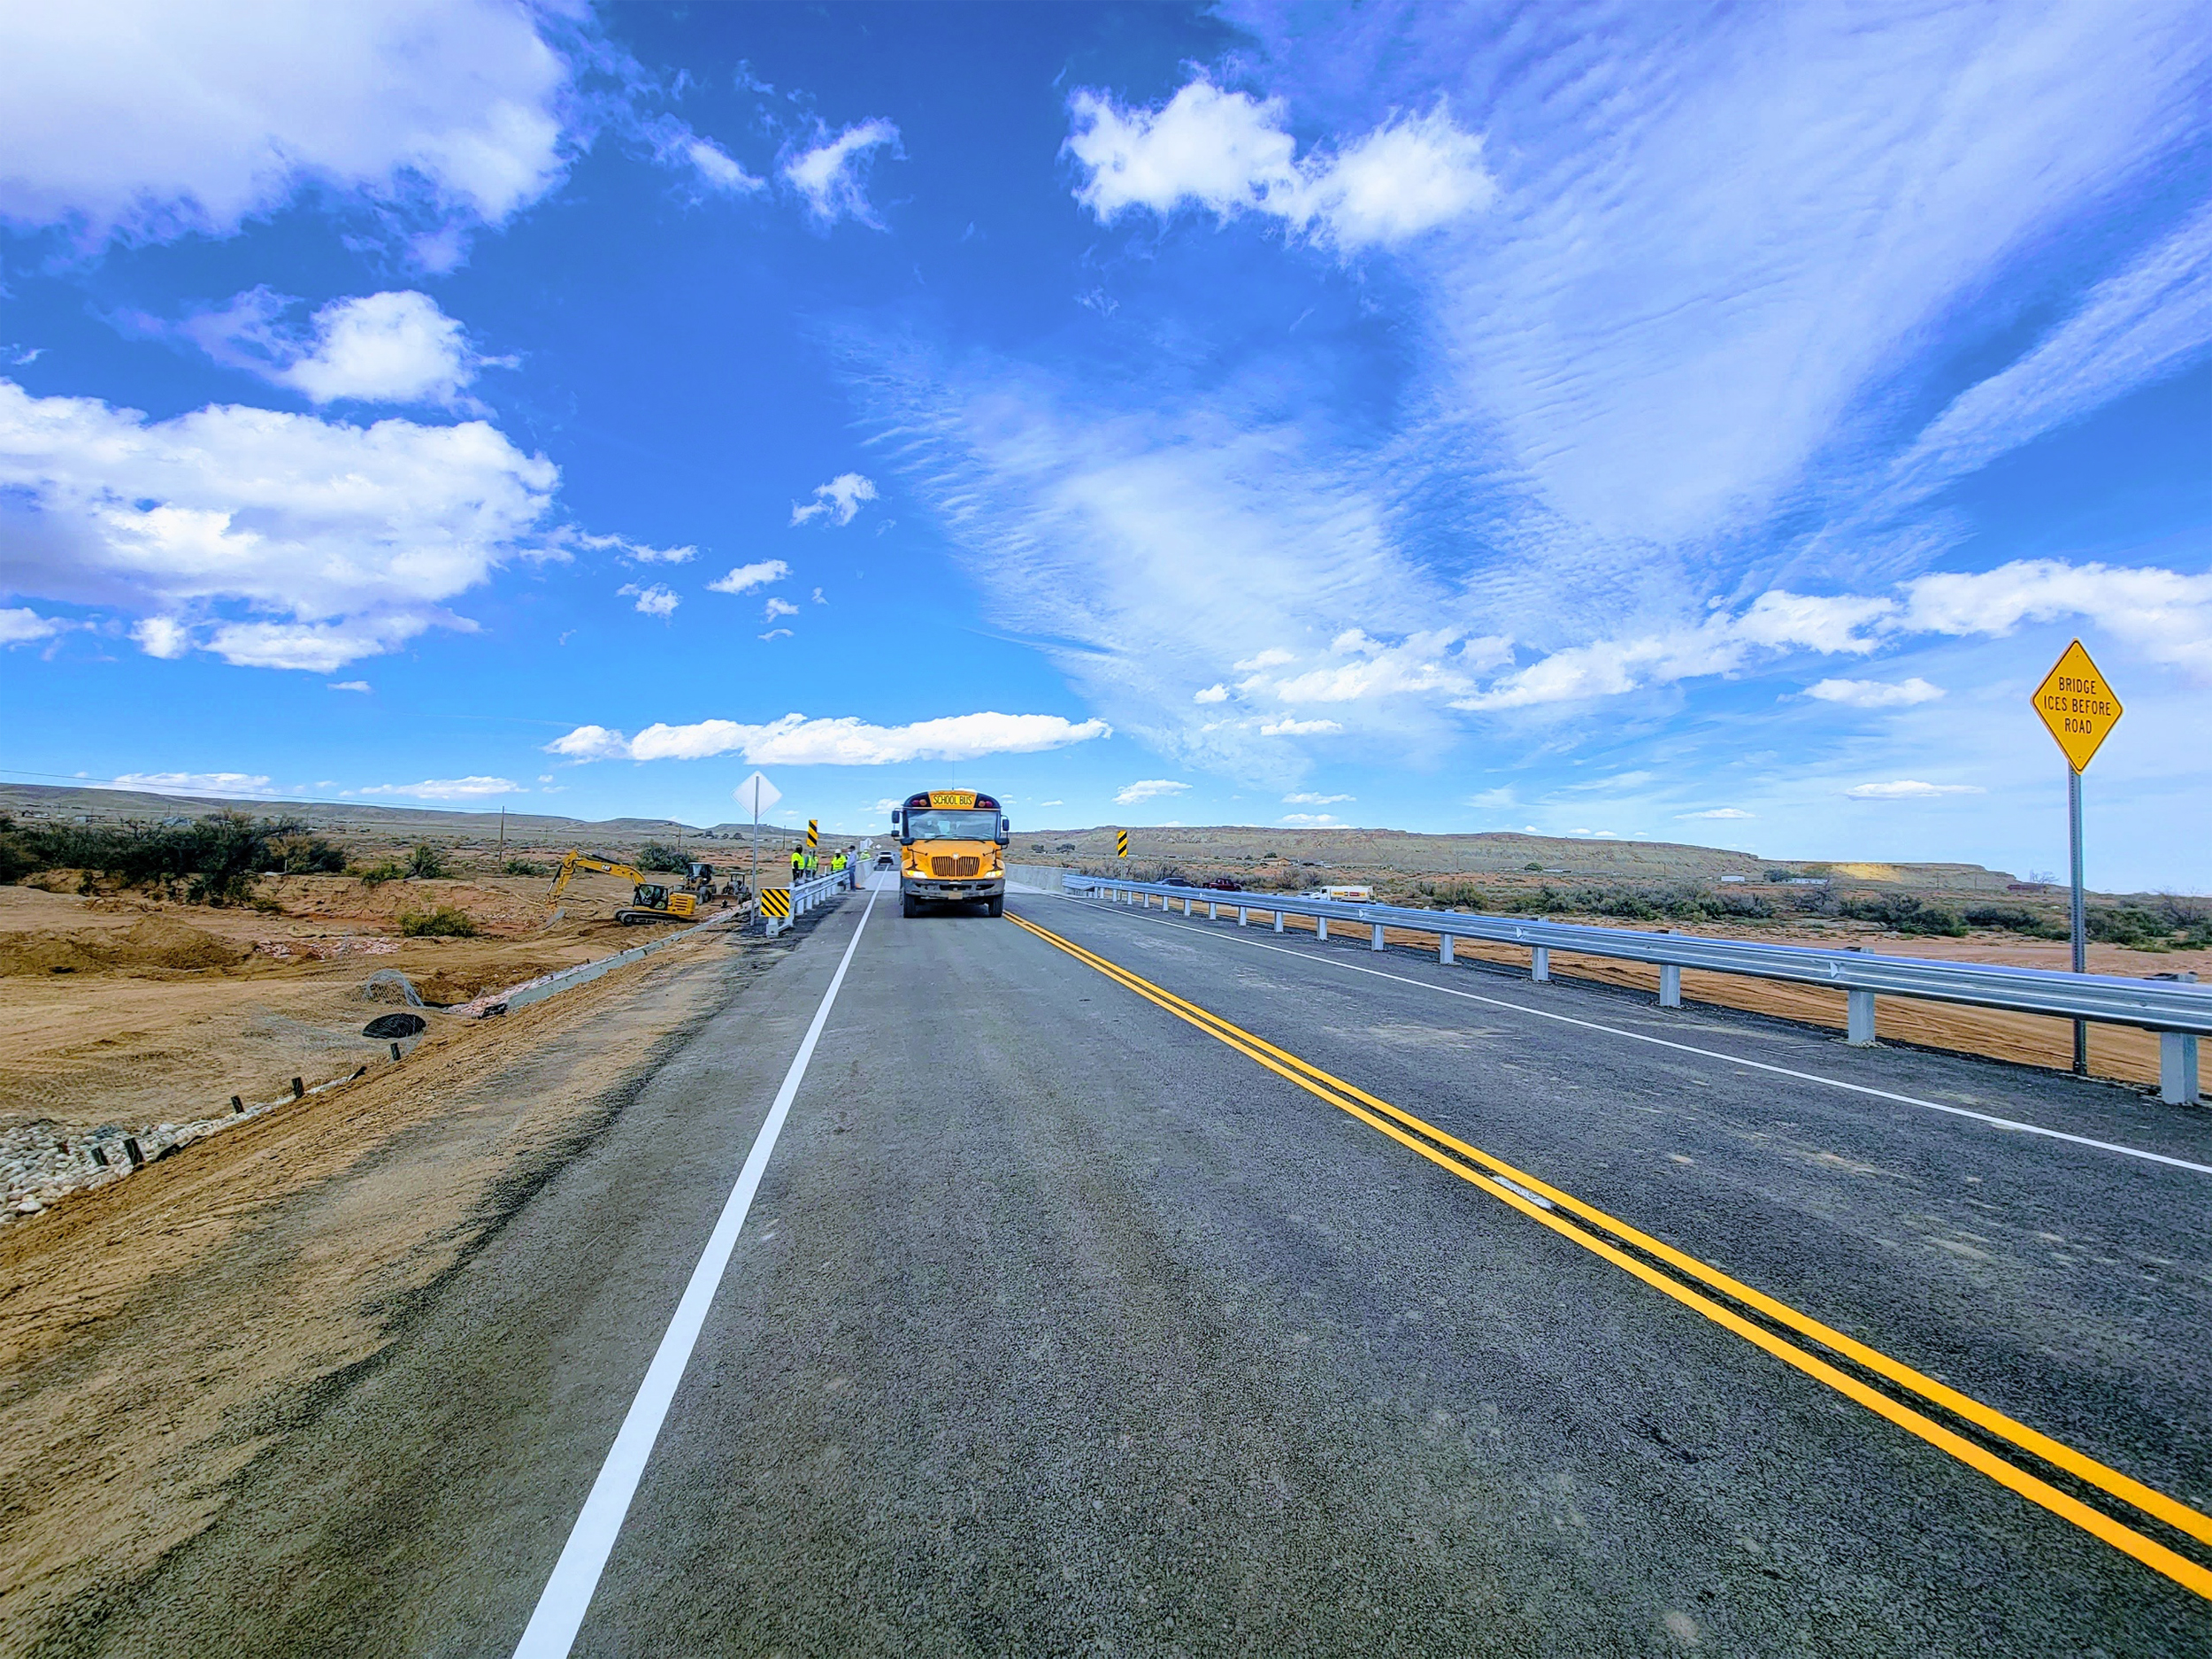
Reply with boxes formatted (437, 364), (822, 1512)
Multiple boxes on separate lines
(1317, 917), (1328, 941)
(1659, 964), (1682, 1008)
(1208, 901), (1217, 919)
(1183, 895), (1193, 916)
(1237, 906), (1248, 926)
(2162, 1033), (2200, 1106)
(1532, 946), (1549, 982)
(1847, 990), (1877, 1046)
(1371, 922), (1386, 952)
(1440, 935), (1453, 964)
(1273, 910), (1285, 933)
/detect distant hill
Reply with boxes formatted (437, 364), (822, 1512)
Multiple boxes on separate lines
(1016, 822), (2020, 892)
(0, 782), (799, 849)
(1, 782), (2022, 890)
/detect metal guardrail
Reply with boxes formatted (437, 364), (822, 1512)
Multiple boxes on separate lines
(764, 868), (854, 935)
(1062, 876), (2208, 1104)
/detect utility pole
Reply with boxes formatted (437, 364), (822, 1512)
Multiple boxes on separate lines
(498, 806), (505, 862)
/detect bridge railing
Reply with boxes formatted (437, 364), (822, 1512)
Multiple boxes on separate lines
(1060, 875), (2208, 1104)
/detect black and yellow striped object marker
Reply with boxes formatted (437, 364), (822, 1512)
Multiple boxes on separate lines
(806, 820), (818, 849)
(760, 887), (791, 918)
(1116, 829), (1128, 857)
(1003, 908), (2212, 1601)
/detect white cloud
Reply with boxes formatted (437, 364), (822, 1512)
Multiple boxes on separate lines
(328, 680), (372, 693)
(1279, 812), (1345, 826)
(111, 771), (273, 796)
(180, 290), (491, 407)
(0, 0), (569, 247)
(0, 378), (560, 671)
(758, 627), (792, 641)
(130, 617), (190, 658)
(549, 710), (1112, 766)
(622, 583), (680, 619)
(1064, 79), (1492, 251)
(1270, 628), (1508, 703)
(790, 472), (878, 527)
(1283, 792), (1353, 804)
(1193, 683), (1228, 703)
(707, 558), (789, 595)
(811, 587), (826, 604)
(361, 775), (520, 800)
(1115, 779), (1188, 804)
(1899, 560), (2212, 672)
(782, 119), (901, 227)
(679, 136), (764, 196)
(1259, 718), (1342, 736)
(1039, 800), (1064, 807)
(0, 606), (59, 645)
(764, 596), (800, 621)
(1678, 807), (1755, 819)
(1844, 780), (1986, 800)
(1806, 676), (1945, 708)
(1233, 648), (1294, 672)
(1455, 591), (1895, 710)
(572, 531), (695, 565)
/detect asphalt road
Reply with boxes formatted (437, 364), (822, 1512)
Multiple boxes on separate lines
(58, 879), (2212, 1655)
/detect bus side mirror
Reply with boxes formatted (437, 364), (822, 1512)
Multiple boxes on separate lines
(998, 818), (1010, 844)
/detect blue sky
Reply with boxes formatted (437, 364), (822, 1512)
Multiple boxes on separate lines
(0, 1), (2206, 887)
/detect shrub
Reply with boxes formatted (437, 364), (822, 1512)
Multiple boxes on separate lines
(634, 842), (693, 873)
(406, 842), (449, 879)
(0, 810), (318, 904)
(503, 858), (542, 876)
(1836, 895), (1967, 936)
(1412, 879), (1490, 910)
(1962, 903), (2069, 939)
(398, 905), (478, 938)
(268, 831), (346, 874)
(356, 860), (407, 887)
(2083, 905), (2202, 950)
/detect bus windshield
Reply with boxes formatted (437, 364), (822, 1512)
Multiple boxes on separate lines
(905, 809), (1000, 841)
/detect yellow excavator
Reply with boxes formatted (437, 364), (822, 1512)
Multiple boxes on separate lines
(547, 851), (699, 925)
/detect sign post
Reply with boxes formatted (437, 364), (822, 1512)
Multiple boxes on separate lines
(2030, 641), (2124, 1075)
(734, 772), (781, 920)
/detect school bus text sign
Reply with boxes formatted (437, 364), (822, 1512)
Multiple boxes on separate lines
(2032, 640), (2123, 772)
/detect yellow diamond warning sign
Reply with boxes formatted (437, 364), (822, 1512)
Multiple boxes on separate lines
(2032, 639), (2123, 772)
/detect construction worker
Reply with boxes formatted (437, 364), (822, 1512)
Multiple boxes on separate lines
(789, 846), (804, 881)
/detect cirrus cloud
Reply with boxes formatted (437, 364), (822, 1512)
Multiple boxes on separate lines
(1843, 780), (1985, 800)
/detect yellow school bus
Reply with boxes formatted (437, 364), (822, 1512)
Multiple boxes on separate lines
(893, 789), (1009, 918)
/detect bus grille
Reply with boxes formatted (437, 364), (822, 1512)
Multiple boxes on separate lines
(932, 856), (980, 878)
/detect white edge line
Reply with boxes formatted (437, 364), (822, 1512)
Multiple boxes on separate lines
(1032, 895), (2212, 1179)
(512, 884), (879, 1658)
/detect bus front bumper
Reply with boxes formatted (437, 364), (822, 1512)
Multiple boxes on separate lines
(902, 876), (1005, 902)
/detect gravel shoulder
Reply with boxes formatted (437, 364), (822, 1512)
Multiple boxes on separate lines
(0, 917), (764, 1653)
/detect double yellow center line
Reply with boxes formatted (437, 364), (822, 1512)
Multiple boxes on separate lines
(1005, 909), (2212, 1601)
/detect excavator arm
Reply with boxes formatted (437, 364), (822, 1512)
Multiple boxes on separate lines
(547, 852), (649, 905)
(546, 851), (694, 923)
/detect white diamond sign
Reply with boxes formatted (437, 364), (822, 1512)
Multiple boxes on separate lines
(734, 772), (781, 818)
